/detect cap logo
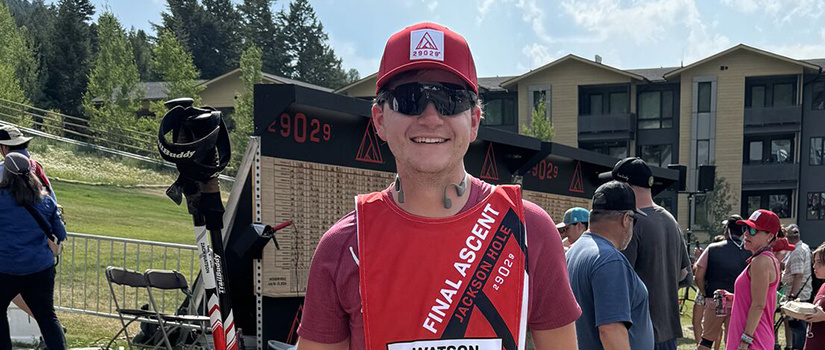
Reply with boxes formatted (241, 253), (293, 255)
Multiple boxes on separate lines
(615, 172), (629, 182)
(648, 176), (654, 187)
(410, 29), (444, 62)
(749, 211), (762, 221)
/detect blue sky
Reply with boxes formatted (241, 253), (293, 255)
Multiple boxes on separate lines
(56, 0), (825, 78)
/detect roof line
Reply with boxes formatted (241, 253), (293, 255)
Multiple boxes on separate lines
(501, 54), (646, 88)
(196, 68), (242, 87)
(333, 72), (378, 93)
(664, 44), (821, 79)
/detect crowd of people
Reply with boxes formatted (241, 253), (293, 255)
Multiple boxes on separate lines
(293, 21), (825, 350)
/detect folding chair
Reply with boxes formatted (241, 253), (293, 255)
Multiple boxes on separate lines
(144, 269), (210, 350)
(105, 266), (157, 350)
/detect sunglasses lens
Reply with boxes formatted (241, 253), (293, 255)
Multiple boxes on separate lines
(383, 83), (475, 116)
(748, 227), (758, 235)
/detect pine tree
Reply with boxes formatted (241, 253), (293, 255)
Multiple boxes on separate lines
(0, 2), (34, 126)
(238, 0), (290, 76)
(150, 29), (204, 119)
(82, 11), (144, 149)
(20, 0), (56, 107)
(280, 0), (347, 88)
(129, 28), (156, 81)
(44, 0), (94, 118)
(158, 0), (242, 79)
(0, 2), (35, 103)
(202, 0), (242, 77)
(345, 68), (360, 85)
(230, 44), (262, 171)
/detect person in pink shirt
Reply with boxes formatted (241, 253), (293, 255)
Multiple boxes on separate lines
(725, 210), (782, 350)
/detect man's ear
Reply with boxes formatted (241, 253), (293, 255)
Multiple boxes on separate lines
(372, 104), (387, 141)
(469, 106), (482, 142)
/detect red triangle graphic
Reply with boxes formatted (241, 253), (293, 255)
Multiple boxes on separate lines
(356, 119), (383, 164)
(415, 32), (438, 50)
(480, 143), (500, 181)
(569, 161), (584, 193)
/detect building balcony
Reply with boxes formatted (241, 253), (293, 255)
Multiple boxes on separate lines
(577, 113), (635, 142)
(743, 105), (802, 134)
(741, 163), (799, 191)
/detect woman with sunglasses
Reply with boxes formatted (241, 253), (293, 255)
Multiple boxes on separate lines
(803, 243), (825, 349)
(725, 209), (782, 350)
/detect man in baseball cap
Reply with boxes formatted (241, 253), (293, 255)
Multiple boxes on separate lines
(557, 207), (590, 249)
(0, 125), (55, 201)
(567, 181), (653, 350)
(297, 23), (580, 350)
(601, 157), (691, 349)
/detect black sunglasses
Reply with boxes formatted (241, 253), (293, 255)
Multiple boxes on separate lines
(377, 82), (477, 116)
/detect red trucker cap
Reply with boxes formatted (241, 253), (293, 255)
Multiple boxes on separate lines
(737, 209), (782, 235)
(376, 22), (478, 94)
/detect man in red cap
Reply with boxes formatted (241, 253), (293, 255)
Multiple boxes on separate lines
(297, 22), (580, 350)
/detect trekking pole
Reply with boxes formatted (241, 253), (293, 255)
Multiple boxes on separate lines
(157, 98), (237, 350)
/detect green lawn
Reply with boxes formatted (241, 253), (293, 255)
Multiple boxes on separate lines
(55, 181), (195, 244)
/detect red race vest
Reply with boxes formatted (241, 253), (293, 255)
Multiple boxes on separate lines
(357, 185), (528, 350)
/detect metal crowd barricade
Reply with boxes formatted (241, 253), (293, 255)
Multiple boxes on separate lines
(55, 232), (203, 318)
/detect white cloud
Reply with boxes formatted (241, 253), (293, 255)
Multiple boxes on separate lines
(476, 0), (553, 42)
(560, 0), (694, 45)
(423, 0), (439, 12)
(768, 44), (825, 60)
(328, 35), (381, 77)
(722, 0), (824, 23)
(521, 43), (555, 69)
(477, 0), (499, 22)
(821, 27), (825, 40)
(720, 0), (762, 13)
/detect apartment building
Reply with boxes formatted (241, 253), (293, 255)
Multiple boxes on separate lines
(335, 44), (825, 244)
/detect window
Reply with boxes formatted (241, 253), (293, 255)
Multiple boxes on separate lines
(698, 82), (712, 113)
(743, 191), (792, 218)
(529, 85), (551, 121)
(773, 83), (794, 107)
(694, 194), (709, 228)
(744, 135), (795, 165)
(811, 137), (825, 165)
(750, 85), (765, 108)
(769, 139), (792, 164)
(697, 140), (710, 166)
(609, 92), (628, 114)
(482, 96), (515, 126)
(638, 90), (674, 129)
(769, 193), (791, 218)
(639, 144), (673, 167)
(588, 94), (603, 115)
(581, 142), (628, 159)
(748, 141), (763, 164)
(807, 192), (825, 220)
(814, 82), (825, 110)
(533, 90), (547, 111)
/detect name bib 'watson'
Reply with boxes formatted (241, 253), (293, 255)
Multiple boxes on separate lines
(356, 185), (528, 350)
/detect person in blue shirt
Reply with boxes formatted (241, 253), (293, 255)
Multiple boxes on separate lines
(0, 152), (66, 350)
(567, 181), (654, 350)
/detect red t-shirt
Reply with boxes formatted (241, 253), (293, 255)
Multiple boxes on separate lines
(297, 176), (582, 348)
